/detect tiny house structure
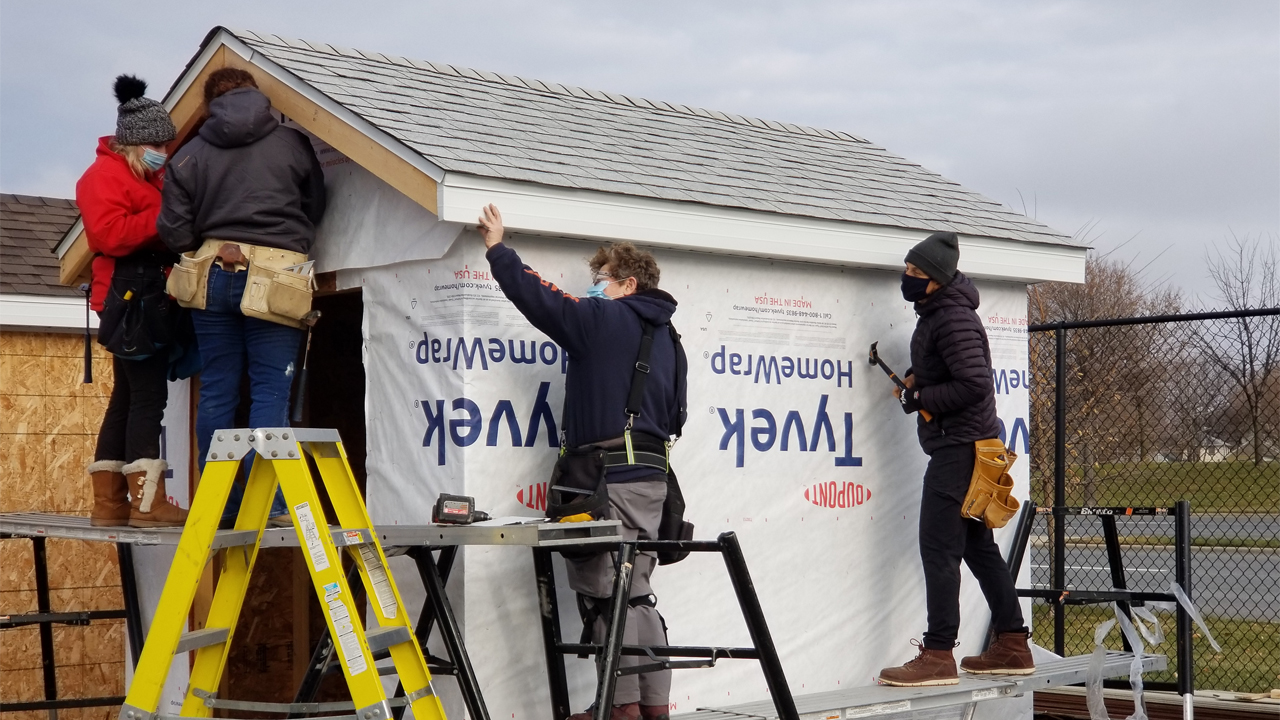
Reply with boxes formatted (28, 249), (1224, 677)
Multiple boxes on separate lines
(55, 28), (1085, 719)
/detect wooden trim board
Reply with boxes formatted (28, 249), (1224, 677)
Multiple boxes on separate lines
(221, 47), (438, 214)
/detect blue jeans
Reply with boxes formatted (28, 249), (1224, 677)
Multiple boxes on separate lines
(193, 265), (302, 520)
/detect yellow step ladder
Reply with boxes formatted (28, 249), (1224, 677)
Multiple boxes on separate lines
(120, 428), (444, 720)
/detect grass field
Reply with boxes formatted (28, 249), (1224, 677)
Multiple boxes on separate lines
(1031, 603), (1280, 694)
(1030, 460), (1280, 513)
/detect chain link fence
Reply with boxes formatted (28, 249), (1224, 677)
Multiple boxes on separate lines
(1026, 308), (1280, 693)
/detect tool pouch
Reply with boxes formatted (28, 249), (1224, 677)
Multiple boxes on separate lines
(961, 438), (1020, 529)
(234, 244), (312, 329)
(165, 250), (216, 310)
(547, 445), (609, 521)
(657, 467), (694, 565)
(241, 261), (312, 329)
(100, 253), (179, 358)
(547, 444), (611, 559)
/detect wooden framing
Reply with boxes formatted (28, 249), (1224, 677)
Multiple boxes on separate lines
(57, 225), (93, 286)
(57, 38), (440, 286)
(220, 47), (439, 214)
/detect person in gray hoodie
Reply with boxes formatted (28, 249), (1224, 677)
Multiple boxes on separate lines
(158, 67), (326, 525)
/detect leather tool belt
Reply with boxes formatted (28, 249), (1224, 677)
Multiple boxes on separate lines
(961, 438), (1020, 529)
(166, 238), (312, 328)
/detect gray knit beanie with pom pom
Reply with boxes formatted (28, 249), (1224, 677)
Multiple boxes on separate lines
(113, 75), (176, 146)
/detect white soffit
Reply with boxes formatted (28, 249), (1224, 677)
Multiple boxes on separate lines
(439, 175), (1086, 284)
(55, 218), (83, 260)
(1, 294), (98, 332)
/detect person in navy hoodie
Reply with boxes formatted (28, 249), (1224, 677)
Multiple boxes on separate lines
(478, 204), (685, 720)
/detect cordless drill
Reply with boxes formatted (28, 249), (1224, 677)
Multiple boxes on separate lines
(431, 494), (491, 525)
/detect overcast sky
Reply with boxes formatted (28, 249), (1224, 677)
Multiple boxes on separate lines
(2, 0), (1276, 303)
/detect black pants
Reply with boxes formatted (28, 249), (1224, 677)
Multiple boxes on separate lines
(919, 443), (1025, 650)
(95, 353), (169, 463)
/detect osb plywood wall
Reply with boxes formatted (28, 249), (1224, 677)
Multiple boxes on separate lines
(1, 330), (124, 720)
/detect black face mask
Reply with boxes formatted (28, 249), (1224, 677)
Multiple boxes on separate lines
(901, 273), (932, 302)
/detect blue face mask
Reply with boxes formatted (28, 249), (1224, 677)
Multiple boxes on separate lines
(901, 272), (932, 302)
(141, 147), (167, 172)
(586, 280), (612, 299)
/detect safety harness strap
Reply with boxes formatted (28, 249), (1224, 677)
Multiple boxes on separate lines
(576, 592), (659, 654)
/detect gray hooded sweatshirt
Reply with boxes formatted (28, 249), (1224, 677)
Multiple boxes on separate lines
(158, 87), (326, 254)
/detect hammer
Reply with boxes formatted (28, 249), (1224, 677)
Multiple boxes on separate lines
(869, 342), (933, 421)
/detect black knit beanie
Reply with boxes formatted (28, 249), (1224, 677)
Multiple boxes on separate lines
(905, 231), (960, 284)
(113, 75), (176, 146)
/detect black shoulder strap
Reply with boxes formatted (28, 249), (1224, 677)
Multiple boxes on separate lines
(623, 318), (688, 438)
(668, 322), (687, 438)
(625, 320), (658, 420)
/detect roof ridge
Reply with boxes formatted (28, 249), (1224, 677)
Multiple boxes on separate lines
(231, 28), (870, 145)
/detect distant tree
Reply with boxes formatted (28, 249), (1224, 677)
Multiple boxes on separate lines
(1199, 234), (1280, 465)
(1028, 251), (1182, 504)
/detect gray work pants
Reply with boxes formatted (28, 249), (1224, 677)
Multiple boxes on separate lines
(565, 478), (671, 707)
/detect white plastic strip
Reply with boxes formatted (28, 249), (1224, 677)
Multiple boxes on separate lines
(1087, 619), (1117, 720)
(1129, 605), (1165, 646)
(1168, 582), (1222, 652)
(1114, 605), (1148, 720)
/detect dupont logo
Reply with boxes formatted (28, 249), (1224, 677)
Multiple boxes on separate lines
(804, 481), (871, 509)
(517, 481), (548, 511)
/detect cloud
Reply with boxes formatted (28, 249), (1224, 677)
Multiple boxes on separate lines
(3, 0), (1275, 299)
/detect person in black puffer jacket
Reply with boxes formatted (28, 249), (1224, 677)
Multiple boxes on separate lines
(877, 232), (1032, 688)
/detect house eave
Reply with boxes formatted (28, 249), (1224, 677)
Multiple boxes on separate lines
(438, 174), (1086, 284)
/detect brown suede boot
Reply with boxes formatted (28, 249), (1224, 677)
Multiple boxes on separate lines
(568, 703), (640, 720)
(877, 640), (958, 686)
(640, 704), (670, 720)
(960, 630), (1035, 675)
(88, 460), (129, 526)
(124, 459), (188, 528)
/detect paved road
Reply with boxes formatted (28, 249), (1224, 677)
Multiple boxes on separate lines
(1028, 544), (1279, 622)
(1057, 513), (1278, 541)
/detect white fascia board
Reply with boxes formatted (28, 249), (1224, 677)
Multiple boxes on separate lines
(1, 294), (98, 332)
(164, 29), (226, 109)
(179, 30), (447, 184)
(439, 175), (1086, 284)
(55, 217), (84, 259)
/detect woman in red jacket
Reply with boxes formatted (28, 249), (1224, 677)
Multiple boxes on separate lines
(77, 75), (187, 527)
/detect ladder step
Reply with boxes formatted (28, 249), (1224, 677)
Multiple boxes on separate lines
(176, 628), (230, 654)
(365, 626), (412, 653)
(210, 530), (260, 549)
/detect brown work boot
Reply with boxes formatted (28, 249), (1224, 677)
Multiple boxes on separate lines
(124, 459), (188, 527)
(640, 704), (670, 720)
(88, 460), (129, 526)
(960, 630), (1035, 675)
(568, 703), (640, 720)
(877, 640), (958, 686)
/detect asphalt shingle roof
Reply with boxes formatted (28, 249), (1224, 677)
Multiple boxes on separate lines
(0, 194), (80, 297)
(232, 29), (1072, 247)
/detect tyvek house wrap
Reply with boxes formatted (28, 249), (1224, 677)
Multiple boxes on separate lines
(341, 220), (1033, 718)
(280, 115), (1038, 717)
